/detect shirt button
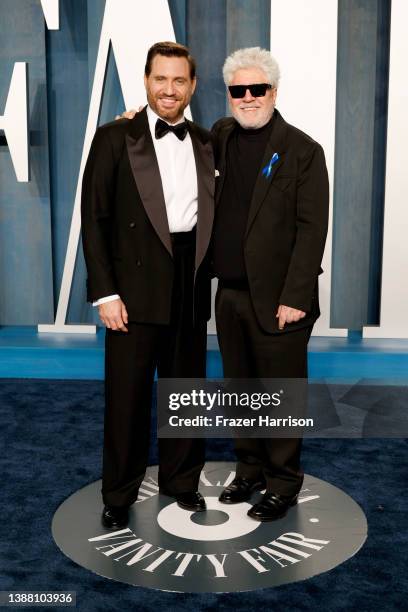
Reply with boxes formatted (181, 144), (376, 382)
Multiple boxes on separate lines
(129, 222), (136, 228)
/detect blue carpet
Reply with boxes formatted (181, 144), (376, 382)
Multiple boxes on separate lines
(0, 379), (407, 611)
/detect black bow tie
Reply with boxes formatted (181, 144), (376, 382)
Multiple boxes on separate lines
(155, 118), (188, 141)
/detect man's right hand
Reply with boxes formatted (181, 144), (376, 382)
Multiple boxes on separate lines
(98, 298), (129, 332)
(114, 107), (143, 120)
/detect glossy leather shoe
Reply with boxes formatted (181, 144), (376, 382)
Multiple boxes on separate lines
(219, 477), (266, 504)
(176, 491), (206, 512)
(247, 492), (298, 522)
(102, 505), (129, 528)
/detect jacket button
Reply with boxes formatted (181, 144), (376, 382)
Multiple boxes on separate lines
(136, 260), (142, 266)
(129, 222), (136, 228)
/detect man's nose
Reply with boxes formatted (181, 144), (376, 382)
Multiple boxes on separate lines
(242, 87), (255, 102)
(163, 80), (176, 96)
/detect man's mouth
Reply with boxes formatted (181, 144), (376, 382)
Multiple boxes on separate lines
(159, 98), (178, 107)
(239, 106), (260, 112)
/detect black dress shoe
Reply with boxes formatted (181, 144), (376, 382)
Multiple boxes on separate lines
(176, 491), (206, 512)
(247, 492), (298, 522)
(219, 477), (266, 504)
(102, 505), (129, 528)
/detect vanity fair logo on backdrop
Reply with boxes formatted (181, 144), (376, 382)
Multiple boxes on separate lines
(52, 462), (367, 592)
(2, 0), (407, 337)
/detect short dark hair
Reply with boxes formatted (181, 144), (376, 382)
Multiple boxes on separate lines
(145, 41), (196, 79)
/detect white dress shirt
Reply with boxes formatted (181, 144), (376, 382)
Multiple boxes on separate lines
(93, 106), (198, 307)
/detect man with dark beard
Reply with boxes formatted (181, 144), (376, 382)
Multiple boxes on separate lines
(82, 42), (214, 528)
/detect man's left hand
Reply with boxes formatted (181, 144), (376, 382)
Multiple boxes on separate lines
(276, 304), (306, 330)
(114, 107), (143, 120)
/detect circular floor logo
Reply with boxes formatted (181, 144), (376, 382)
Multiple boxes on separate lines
(52, 462), (367, 593)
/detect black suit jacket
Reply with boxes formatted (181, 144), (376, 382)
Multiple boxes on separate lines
(212, 109), (329, 334)
(81, 108), (215, 324)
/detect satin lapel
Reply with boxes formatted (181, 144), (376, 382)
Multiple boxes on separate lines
(245, 110), (288, 237)
(215, 122), (235, 207)
(125, 110), (172, 256)
(188, 121), (215, 271)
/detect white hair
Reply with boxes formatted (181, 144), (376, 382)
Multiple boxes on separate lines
(223, 47), (280, 88)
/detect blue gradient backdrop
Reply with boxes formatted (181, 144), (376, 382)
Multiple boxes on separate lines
(0, 0), (390, 329)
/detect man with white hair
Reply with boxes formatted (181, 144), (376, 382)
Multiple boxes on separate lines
(213, 47), (329, 521)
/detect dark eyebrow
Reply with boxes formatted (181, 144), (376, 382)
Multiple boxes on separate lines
(153, 75), (187, 80)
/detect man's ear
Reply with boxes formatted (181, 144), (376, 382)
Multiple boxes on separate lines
(272, 87), (278, 104)
(144, 74), (147, 89)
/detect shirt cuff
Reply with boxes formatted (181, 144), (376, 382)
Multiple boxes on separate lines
(92, 294), (120, 307)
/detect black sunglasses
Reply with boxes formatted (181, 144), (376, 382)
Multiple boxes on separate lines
(228, 83), (272, 98)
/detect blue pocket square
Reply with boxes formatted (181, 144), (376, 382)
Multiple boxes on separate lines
(262, 152), (280, 179)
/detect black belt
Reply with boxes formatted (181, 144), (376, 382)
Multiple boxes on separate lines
(218, 279), (250, 291)
(170, 227), (196, 246)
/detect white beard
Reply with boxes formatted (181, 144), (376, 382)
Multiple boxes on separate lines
(231, 105), (274, 130)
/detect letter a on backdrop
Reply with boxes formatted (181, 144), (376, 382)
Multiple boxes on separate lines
(39, 0), (177, 333)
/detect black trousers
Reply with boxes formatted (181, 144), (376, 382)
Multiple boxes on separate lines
(102, 231), (206, 508)
(215, 285), (313, 497)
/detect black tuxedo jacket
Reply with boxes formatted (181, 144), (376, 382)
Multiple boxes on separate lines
(81, 108), (215, 324)
(212, 109), (329, 334)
